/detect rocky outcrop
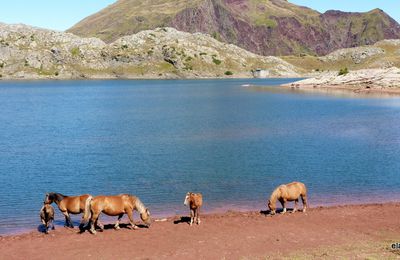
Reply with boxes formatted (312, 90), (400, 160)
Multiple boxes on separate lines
(67, 0), (400, 56)
(0, 23), (299, 79)
(283, 67), (400, 94)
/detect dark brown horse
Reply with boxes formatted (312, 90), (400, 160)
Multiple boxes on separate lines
(44, 192), (92, 228)
(82, 194), (151, 234)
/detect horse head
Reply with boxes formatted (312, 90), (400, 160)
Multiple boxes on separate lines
(267, 199), (276, 215)
(44, 193), (54, 204)
(184, 192), (191, 206)
(140, 208), (151, 227)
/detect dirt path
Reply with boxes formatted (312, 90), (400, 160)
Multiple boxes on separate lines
(1, 203), (400, 259)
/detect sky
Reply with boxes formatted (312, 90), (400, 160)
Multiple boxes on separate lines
(0, 0), (398, 31)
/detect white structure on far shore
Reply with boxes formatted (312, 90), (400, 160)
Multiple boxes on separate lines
(252, 68), (269, 78)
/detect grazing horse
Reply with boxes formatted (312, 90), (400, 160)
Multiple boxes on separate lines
(184, 192), (203, 225)
(40, 203), (55, 234)
(82, 194), (151, 234)
(44, 192), (92, 228)
(267, 182), (307, 215)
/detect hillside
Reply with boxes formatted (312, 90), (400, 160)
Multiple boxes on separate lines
(283, 39), (400, 74)
(67, 0), (400, 56)
(0, 23), (299, 79)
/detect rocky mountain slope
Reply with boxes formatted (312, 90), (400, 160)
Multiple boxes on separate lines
(0, 23), (299, 79)
(283, 67), (400, 95)
(68, 0), (400, 56)
(283, 39), (400, 74)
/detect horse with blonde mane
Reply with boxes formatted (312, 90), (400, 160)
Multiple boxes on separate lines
(44, 192), (92, 228)
(82, 194), (151, 234)
(267, 182), (307, 215)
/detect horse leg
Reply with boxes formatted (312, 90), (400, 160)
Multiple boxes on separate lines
(127, 210), (138, 230)
(190, 209), (194, 226)
(44, 222), (49, 234)
(89, 212), (100, 234)
(114, 214), (124, 230)
(281, 199), (287, 214)
(62, 211), (73, 228)
(196, 208), (201, 225)
(292, 199), (298, 213)
(301, 195), (308, 212)
(51, 219), (55, 230)
(96, 216), (104, 231)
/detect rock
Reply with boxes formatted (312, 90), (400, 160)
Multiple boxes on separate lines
(0, 23), (300, 79)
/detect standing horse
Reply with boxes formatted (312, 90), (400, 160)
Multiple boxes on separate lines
(44, 192), (92, 228)
(184, 192), (203, 226)
(267, 182), (307, 215)
(82, 194), (151, 234)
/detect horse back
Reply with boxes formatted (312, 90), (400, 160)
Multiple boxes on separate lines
(91, 195), (131, 216)
(62, 194), (90, 214)
(286, 182), (307, 197)
(190, 193), (203, 209)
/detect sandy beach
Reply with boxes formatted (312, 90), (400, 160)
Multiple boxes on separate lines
(1, 203), (400, 259)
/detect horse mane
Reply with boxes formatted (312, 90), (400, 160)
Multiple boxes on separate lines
(132, 196), (146, 214)
(49, 192), (66, 202)
(269, 186), (283, 204)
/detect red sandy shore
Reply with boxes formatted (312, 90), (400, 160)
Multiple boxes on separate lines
(1, 203), (400, 259)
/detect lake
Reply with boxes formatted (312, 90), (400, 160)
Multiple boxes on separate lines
(1, 78), (400, 235)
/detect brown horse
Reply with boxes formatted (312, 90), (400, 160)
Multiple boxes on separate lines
(44, 192), (92, 228)
(184, 192), (203, 226)
(82, 194), (151, 234)
(267, 182), (307, 215)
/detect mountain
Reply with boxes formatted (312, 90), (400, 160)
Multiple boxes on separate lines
(283, 39), (400, 74)
(0, 23), (299, 80)
(67, 0), (400, 56)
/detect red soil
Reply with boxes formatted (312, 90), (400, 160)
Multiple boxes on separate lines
(1, 203), (400, 259)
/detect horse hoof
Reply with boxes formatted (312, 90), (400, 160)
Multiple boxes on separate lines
(114, 226), (120, 230)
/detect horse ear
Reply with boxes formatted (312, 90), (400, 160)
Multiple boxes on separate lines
(146, 208), (150, 215)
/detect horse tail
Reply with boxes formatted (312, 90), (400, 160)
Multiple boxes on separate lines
(79, 195), (93, 231)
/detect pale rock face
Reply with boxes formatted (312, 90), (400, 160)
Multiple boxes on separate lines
(0, 24), (300, 79)
(288, 67), (400, 89)
(320, 46), (385, 64)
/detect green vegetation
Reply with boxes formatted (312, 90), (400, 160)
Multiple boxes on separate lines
(199, 52), (207, 56)
(338, 67), (349, 76)
(212, 57), (222, 65)
(224, 70), (233, 75)
(121, 44), (128, 49)
(55, 71), (59, 76)
(70, 47), (80, 57)
(0, 62), (4, 68)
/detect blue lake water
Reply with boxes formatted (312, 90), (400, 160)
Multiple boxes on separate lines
(1, 78), (400, 235)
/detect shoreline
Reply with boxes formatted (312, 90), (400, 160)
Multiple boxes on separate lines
(2, 197), (400, 237)
(1, 202), (400, 259)
(283, 83), (400, 97)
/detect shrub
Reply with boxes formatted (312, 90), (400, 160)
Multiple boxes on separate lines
(212, 57), (222, 65)
(199, 52), (207, 56)
(55, 71), (59, 76)
(70, 47), (80, 56)
(338, 67), (349, 76)
(224, 71), (233, 76)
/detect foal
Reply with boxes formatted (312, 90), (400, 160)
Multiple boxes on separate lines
(184, 192), (203, 226)
(40, 203), (55, 234)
